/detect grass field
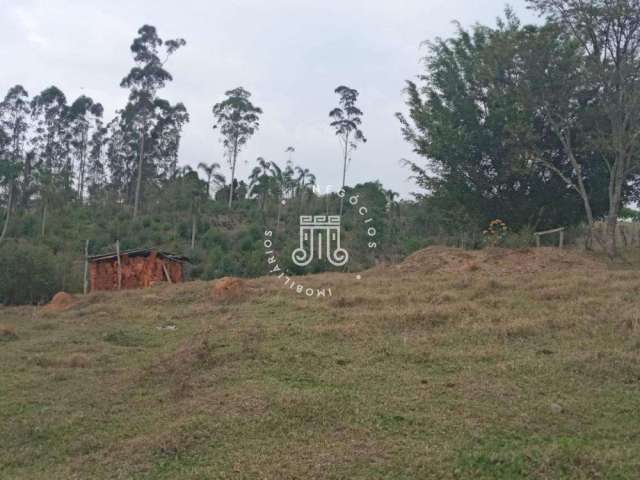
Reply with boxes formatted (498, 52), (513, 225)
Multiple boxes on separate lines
(1, 247), (640, 479)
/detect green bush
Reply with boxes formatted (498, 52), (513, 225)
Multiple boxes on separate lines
(0, 240), (61, 305)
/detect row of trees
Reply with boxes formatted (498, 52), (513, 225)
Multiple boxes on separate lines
(0, 22), (370, 249)
(0, 25), (189, 243)
(399, 0), (640, 257)
(210, 84), (366, 210)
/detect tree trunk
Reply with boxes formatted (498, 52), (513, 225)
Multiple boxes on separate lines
(133, 130), (145, 218)
(228, 141), (238, 208)
(22, 153), (32, 209)
(41, 201), (47, 238)
(0, 182), (13, 244)
(605, 160), (625, 258)
(78, 127), (88, 203)
(276, 197), (282, 231)
(339, 132), (350, 216)
(191, 213), (197, 250)
(83, 239), (89, 295)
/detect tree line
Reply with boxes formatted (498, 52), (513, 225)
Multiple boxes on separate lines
(0, 24), (371, 242)
(398, 0), (640, 258)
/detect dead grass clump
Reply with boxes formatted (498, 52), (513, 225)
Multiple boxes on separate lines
(406, 310), (450, 328)
(32, 353), (90, 368)
(497, 322), (540, 341)
(148, 334), (218, 398)
(381, 308), (452, 333)
(104, 329), (146, 347)
(330, 295), (369, 308)
(66, 353), (90, 368)
(0, 324), (17, 341)
(211, 277), (246, 302)
(469, 278), (506, 300)
(531, 286), (574, 302)
(618, 313), (640, 336)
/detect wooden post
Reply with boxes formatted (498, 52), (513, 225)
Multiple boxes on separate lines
(535, 234), (541, 248)
(559, 230), (564, 249)
(116, 240), (122, 290)
(83, 240), (89, 295)
(191, 214), (196, 250)
(162, 263), (173, 284)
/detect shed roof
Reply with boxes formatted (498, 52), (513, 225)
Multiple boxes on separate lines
(88, 248), (190, 263)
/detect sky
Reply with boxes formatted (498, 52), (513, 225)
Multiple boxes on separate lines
(0, 0), (539, 197)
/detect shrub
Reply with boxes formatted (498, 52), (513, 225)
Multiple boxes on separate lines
(0, 240), (61, 305)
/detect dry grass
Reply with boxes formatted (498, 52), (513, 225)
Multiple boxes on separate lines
(1, 247), (640, 479)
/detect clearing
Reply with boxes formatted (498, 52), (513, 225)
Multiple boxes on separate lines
(1, 247), (639, 479)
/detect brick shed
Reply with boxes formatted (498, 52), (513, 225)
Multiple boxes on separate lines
(88, 249), (189, 292)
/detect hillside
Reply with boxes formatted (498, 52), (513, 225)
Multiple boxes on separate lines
(1, 247), (640, 479)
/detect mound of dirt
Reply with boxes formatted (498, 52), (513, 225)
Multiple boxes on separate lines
(211, 277), (246, 301)
(395, 246), (605, 275)
(43, 292), (77, 311)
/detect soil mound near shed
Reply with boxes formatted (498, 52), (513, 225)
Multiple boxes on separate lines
(211, 277), (246, 301)
(395, 246), (605, 275)
(43, 292), (77, 311)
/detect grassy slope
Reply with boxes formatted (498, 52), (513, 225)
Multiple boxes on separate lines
(1, 248), (640, 479)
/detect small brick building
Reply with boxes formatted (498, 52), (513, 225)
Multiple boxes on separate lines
(88, 249), (189, 291)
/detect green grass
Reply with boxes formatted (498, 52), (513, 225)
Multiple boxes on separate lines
(1, 248), (640, 479)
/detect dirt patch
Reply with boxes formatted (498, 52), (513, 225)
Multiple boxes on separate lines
(0, 324), (17, 341)
(393, 246), (605, 275)
(43, 292), (77, 311)
(211, 277), (246, 302)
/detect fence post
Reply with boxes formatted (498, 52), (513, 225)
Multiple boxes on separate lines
(83, 240), (89, 295)
(116, 240), (122, 290)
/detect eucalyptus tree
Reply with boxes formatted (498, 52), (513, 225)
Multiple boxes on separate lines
(329, 85), (366, 215)
(148, 99), (189, 180)
(120, 24), (186, 218)
(197, 161), (226, 198)
(0, 126), (13, 244)
(212, 87), (262, 208)
(31, 86), (70, 236)
(68, 95), (103, 202)
(86, 122), (108, 203)
(0, 85), (29, 234)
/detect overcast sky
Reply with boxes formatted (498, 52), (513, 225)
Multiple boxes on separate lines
(0, 0), (539, 196)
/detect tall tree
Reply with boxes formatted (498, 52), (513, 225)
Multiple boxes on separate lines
(86, 120), (108, 203)
(212, 87), (262, 208)
(527, 0), (640, 257)
(0, 86), (29, 240)
(329, 85), (366, 215)
(31, 86), (69, 236)
(0, 120), (13, 244)
(68, 95), (103, 202)
(397, 13), (608, 233)
(120, 24), (186, 218)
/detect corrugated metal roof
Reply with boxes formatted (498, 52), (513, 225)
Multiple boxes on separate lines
(88, 248), (190, 263)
